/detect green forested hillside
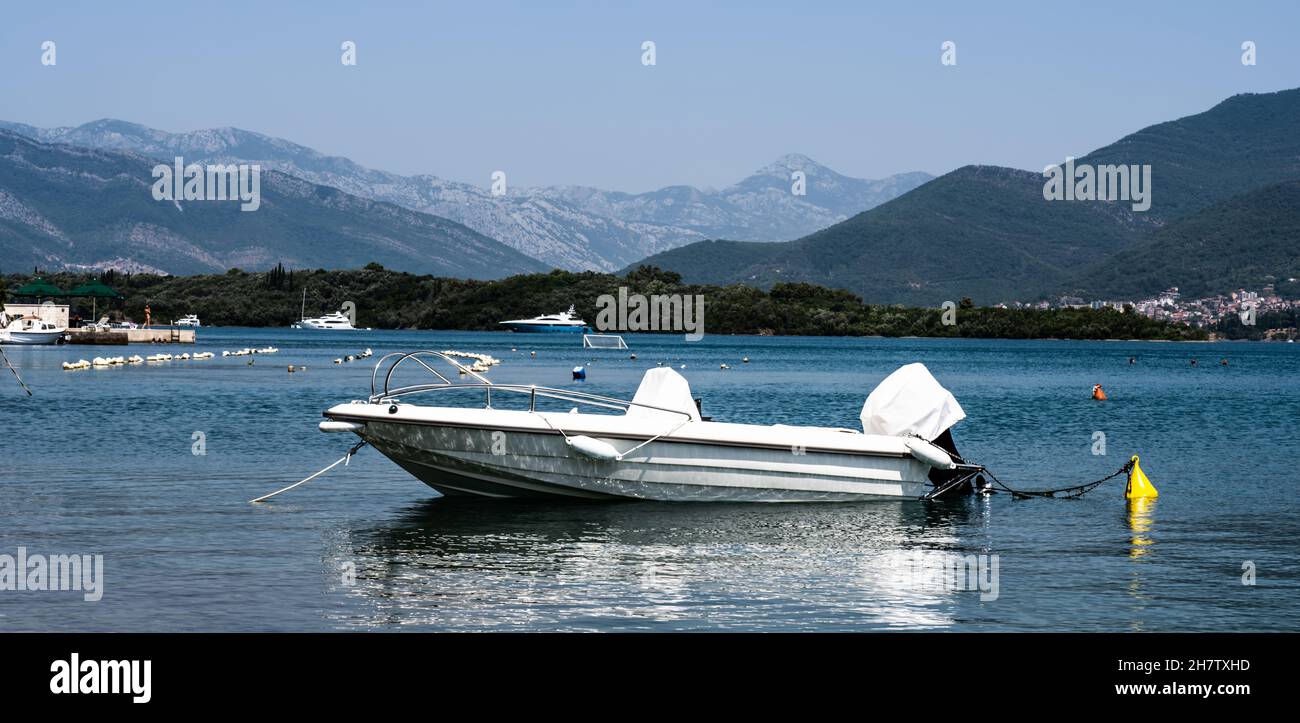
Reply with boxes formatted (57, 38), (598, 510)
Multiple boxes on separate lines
(1067, 181), (1300, 300)
(4, 265), (1205, 340)
(630, 165), (1152, 304)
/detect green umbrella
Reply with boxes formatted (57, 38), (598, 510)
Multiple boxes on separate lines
(66, 279), (125, 320)
(11, 277), (65, 298)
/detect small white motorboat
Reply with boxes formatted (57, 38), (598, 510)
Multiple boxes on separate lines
(174, 314), (201, 327)
(320, 352), (981, 502)
(0, 314), (67, 345)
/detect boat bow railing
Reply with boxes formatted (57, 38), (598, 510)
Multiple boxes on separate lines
(367, 350), (695, 420)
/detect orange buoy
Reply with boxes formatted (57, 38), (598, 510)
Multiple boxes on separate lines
(1091, 384), (1107, 401)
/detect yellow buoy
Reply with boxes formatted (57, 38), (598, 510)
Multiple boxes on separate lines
(1125, 455), (1158, 498)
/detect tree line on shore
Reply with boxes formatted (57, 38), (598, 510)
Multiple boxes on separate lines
(3, 264), (1209, 341)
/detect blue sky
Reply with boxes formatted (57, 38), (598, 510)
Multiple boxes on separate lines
(2, 0), (1296, 191)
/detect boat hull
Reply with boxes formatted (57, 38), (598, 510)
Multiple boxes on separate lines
(500, 323), (587, 333)
(332, 413), (933, 502)
(0, 330), (64, 345)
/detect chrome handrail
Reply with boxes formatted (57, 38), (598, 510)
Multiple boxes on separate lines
(370, 350), (490, 398)
(367, 350), (694, 420)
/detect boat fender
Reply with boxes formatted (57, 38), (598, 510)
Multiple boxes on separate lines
(320, 421), (366, 433)
(905, 438), (956, 470)
(567, 435), (619, 462)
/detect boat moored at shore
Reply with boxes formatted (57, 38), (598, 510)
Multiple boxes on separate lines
(321, 352), (979, 502)
(0, 314), (67, 345)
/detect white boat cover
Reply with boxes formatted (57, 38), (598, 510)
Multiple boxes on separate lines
(626, 367), (702, 422)
(860, 363), (965, 440)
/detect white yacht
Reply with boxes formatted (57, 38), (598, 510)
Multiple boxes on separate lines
(499, 305), (588, 333)
(0, 314), (67, 345)
(174, 314), (201, 327)
(319, 353), (980, 502)
(294, 311), (356, 330)
(292, 290), (356, 330)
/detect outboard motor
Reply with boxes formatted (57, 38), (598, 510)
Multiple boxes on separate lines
(861, 363), (981, 497)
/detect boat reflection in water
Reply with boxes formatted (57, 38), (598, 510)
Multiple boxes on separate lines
(320, 497), (994, 631)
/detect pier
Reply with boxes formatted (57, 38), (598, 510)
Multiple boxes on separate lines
(65, 328), (196, 345)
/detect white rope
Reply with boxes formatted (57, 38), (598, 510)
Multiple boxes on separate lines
(250, 440), (367, 503)
(616, 417), (692, 460)
(0, 346), (33, 397)
(535, 410), (691, 461)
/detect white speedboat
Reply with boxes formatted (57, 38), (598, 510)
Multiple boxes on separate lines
(174, 314), (201, 327)
(319, 352), (981, 502)
(499, 305), (588, 333)
(0, 314), (67, 345)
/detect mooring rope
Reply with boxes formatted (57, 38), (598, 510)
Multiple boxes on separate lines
(250, 440), (368, 503)
(980, 459), (1134, 499)
(0, 346), (33, 397)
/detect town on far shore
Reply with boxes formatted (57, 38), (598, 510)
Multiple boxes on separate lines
(1007, 282), (1300, 341)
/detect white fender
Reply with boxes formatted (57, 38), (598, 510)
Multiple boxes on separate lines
(319, 421), (366, 433)
(567, 435), (620, 461)
(905, 437), (956, 470)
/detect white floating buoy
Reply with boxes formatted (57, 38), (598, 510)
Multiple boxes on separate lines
(742, 357), (750, 363)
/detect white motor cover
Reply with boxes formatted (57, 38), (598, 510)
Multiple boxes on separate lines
(860, 363), (965, 440)
(626, 367), (702, 422)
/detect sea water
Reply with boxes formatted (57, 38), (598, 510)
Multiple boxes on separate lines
(1, 330), (1296, 631)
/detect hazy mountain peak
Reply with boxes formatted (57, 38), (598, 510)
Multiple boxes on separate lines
(0, 129), (546, 278)
(0, 119), (932, 270)
(756, 153), (827, 175)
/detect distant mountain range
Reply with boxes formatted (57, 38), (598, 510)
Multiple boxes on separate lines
(630, 88), (1300, 304)
(0, 119), (931, 271)
(0, 130), (548, 277)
